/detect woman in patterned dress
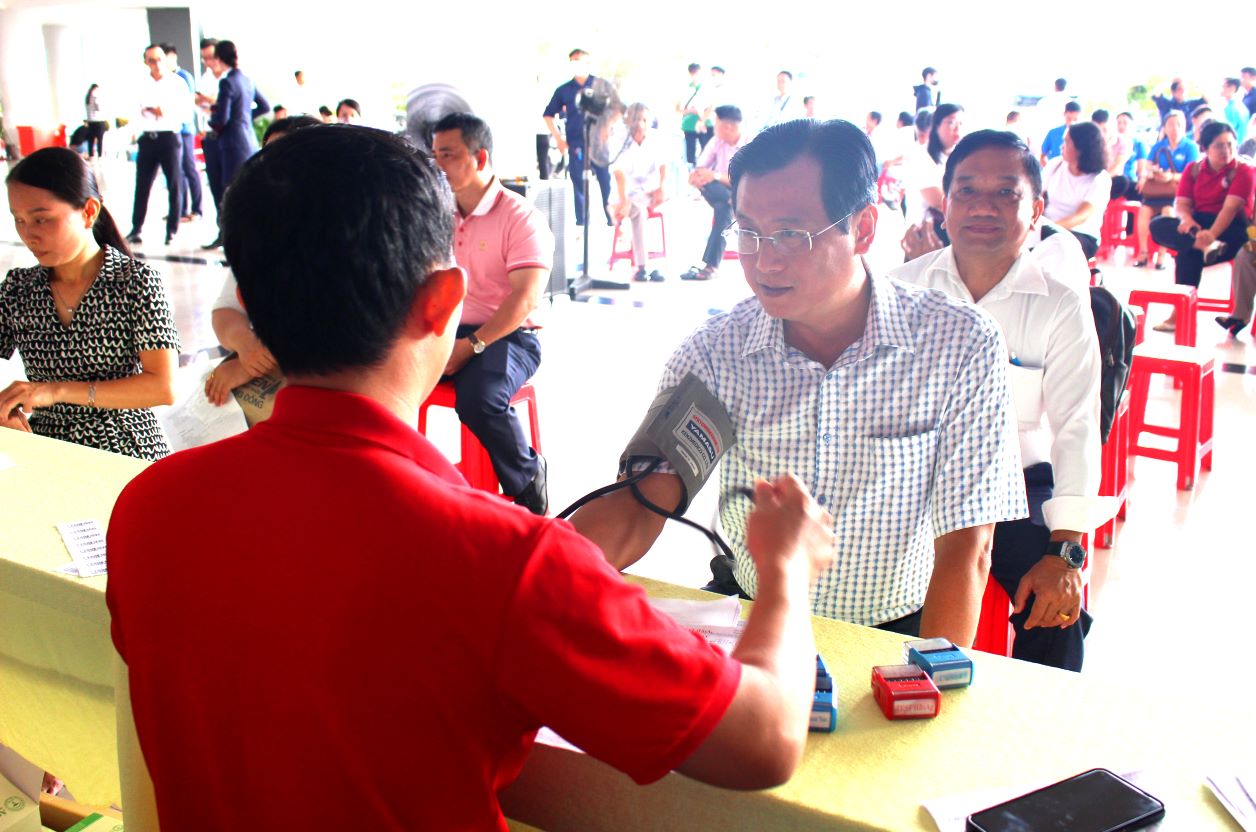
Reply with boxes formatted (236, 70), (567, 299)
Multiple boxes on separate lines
(1, 147), (180, 459)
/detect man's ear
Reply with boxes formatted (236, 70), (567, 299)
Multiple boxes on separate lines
(476, 148), (489, 172)
(1030, 195), (1046, 229)
(851, 203), (879, 255)
(410, 266), (466, 337)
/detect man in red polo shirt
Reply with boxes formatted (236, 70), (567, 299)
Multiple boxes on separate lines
(107, 125), (834, 831)
(432, 112), (551, 514)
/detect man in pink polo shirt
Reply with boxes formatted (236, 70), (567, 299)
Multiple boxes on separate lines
(432, 112), (553, 514)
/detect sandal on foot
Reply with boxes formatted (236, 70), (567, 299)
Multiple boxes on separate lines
(632, 267), (648, 282)
(648, 270), (666, 282)
(681, 265), (717, 281)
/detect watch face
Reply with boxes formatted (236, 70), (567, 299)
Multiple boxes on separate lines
(1060, 542), (1086, 568)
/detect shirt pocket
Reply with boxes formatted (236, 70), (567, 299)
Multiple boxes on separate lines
(1007, 364), (1045, 430)
(834, 429), (940, 554)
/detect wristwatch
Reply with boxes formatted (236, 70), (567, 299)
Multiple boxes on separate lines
(467, 333), (487, 355)
(1045, 540), (1087, 569)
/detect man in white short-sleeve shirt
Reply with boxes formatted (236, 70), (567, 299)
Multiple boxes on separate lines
(892, 130), (1109, 670)
(127, 43), (192, 246)
(572, 120), (1026, 645)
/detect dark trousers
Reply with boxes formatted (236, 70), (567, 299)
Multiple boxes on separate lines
(447, 325), (541, 496)
(178, 132), (202, 217)
(683, 129), (712, 166)
(1150, 211), (1249, 287)
(700, 181), (733, 267)
(218, 140), (255, 198)
(569, 143), (612, 226)
(989, 463), (1091, 672)
(203, 134), (224, 213)
(131, 132), (182, 238)
(85, 121), (107, 157)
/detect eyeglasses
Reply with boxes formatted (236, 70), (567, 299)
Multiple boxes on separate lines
(724, 213), (851, 256)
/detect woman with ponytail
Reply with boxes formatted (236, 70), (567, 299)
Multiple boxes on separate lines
(1, 147), (180, 459)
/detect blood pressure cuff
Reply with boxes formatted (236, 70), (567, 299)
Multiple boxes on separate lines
(619, 373), (735, 515)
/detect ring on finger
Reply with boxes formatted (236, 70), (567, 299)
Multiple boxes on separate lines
(1057, 611), (1072, 621)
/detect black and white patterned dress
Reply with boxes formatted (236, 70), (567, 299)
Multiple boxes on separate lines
(0, 246), (181, 460)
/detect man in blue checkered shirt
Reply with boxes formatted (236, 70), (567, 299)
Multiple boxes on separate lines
(572, 119), (1026, 645)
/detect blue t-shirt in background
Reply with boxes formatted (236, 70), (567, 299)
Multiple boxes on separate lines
(1147, 137), (1199, 173)
(1124, 139), (1148, 180)
(1041, 125), (1067, 160)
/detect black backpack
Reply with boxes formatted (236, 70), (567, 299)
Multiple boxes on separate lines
(1088, 285), (1136, 444)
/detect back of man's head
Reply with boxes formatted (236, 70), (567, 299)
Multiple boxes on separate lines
(943, 130), (1043, 199)
(867, 111), (882, 125)
(432, 111), (493, 160)
(714, 104), (742, 124)
(1091, 109), (1109, 125)
(688, 62), (701, 74)
(922, 66), (936, 81)
(730, 119), (876, 230)
(897, 111), (914, 128)
(1054, 77), (1067, 92)
(1224, 77), (1241, 93)
(1064, 101), (1081, 115)
(222, 127), (454, 376)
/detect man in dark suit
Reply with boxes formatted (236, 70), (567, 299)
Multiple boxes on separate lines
(204, 39), (269, 248)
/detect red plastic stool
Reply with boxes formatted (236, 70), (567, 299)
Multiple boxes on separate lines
(1126, 344), (1214, 490)
(1196, 261), (1235, 314)
(973, 578), (1014, 656)
(1095, 390), (1130, 549)
(1098, 198), (1137, 260)
(1127, 285), (1197, 347)
(608, 205), (667, 268)
(418, 380), (542, 497)
(1133, 310), (1146, 346)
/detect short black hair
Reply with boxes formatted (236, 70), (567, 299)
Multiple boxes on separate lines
(915, 108), (933, 134)
(922, 67), (936, 79)
(729, 119), (876, 232)
(1191, 104), (1213, 121)
(688, 63), (701, 74)
(199, 38), (218, 50)
(711, 66), (725, 74)
(432, 112), (494, 160)
(221, 127), (455, 376)
(215, 40), (239, 68)
(1243, 67), (1256, 76)
(714, 105), (742, 123)
(160, 43), (177, 56)
(318, 105), (333, 117)
(868, 111), (882, 125)
(943, 130), (1043, 199)
(568, 48), (587, 60)
(1006, 110), (1021, 123)
(294, 69), (303, 78)
(803, 96), (816, 105)
(262, 115), (321, 145)
(1199, 120), (1235, 150)
(1091, 109), (1109, 124)
(337, 99), (361, 115)
(1224, 77), (1241, 91)
(1064, 101), (1081, 114)
(1067, 121), (1108, 174)
(1054, 78), (1067, 91)
(778, 70), (793, 81)
(897, 111), (913, 127)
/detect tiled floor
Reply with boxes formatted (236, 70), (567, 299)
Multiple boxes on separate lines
(3, 156), (1255, 685)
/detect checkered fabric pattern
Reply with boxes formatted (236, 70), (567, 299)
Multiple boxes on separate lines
(659, 274), (1027, 625)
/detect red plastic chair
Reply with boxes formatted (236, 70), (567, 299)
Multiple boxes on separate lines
(418, 380), (542, 497)
(1127, 285), (1198, 347)
(1126, 344), (1215, 490)
(973, 538), (1092, 657)
(1196, 261), (1235, 314)
(609, 205), (667, 268)
(1095, 391), (1130, 549)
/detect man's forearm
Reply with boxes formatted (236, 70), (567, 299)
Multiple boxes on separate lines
(568, 472), (678, 570)
(920, 524), (994, 646)
(469, 290), (540, 346)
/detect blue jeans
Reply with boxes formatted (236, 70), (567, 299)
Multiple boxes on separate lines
(569, 143), (611, 227)
(447, 326), (542, 496)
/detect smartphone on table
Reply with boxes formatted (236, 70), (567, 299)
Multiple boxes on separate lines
(966, 768), (1165, 832)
